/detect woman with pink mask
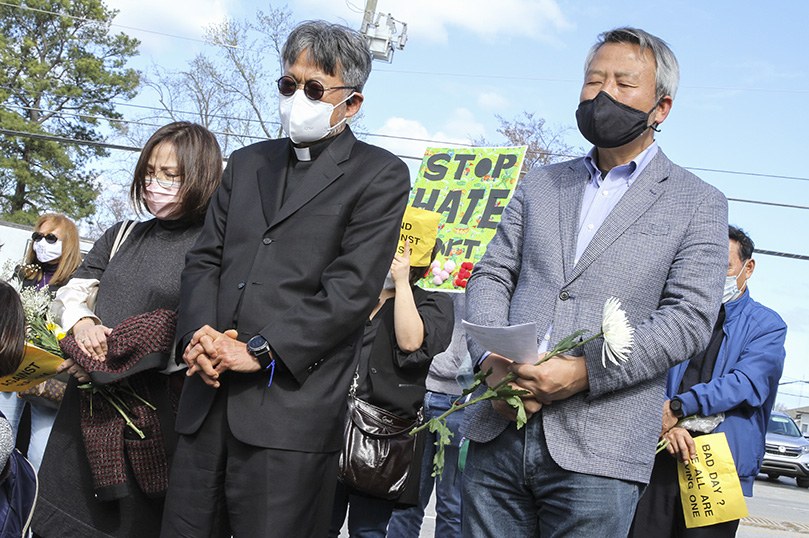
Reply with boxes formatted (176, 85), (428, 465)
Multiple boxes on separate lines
(33, 122), (222, 538)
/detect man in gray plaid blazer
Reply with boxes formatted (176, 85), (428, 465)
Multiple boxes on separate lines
(462, 28), (728, 538)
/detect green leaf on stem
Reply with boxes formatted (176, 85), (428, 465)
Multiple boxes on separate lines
(460, 367), (492, 399)
(429, 419), (454, 478)
(504, 395), (528, 429)
(551, 329), (589, 354)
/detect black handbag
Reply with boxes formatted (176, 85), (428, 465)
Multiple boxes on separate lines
(338, 393), (422, 500)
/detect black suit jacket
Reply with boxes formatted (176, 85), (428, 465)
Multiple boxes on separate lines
(175, 127), (410, 453)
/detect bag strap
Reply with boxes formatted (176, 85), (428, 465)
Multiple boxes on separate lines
(109, 220), (135, 262)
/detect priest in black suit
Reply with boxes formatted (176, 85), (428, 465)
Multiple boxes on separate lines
(161, 20), (411, 538)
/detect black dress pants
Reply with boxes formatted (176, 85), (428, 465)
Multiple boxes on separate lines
(160, 384), (339, 538)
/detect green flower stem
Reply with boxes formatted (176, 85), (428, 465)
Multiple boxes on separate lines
(411, 331), (605, 436)
(80, 384), (147, 439)
(99, 388), (145, 439)
(117, 383), (157, 411)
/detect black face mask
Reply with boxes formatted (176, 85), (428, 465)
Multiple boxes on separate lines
(576, 91), (661, 148)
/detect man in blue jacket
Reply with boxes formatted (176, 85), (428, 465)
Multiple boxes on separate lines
(629, 225), (788, 537)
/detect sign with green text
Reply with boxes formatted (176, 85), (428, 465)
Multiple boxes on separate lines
(409, 146), (526, 291)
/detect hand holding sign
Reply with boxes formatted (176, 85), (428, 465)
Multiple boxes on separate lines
(391, 239), (412, 288)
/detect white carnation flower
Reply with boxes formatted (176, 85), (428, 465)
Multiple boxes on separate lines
(601, 296), (634, 367)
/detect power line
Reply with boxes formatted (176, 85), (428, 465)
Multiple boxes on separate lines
(1, 2), (807, 96)
(754, 249), (809, 261)
(0, 128), (425, 161)
(0, 1), (257, 52)
(688, 167), (809, 182)
(0, 128), (141, 152)
(1, 102), (477, 148)
(4, 126), (809, 222)
(728, 198), (809, 211)
(7, 101), (809, 181)
(1, 103), (273, 142)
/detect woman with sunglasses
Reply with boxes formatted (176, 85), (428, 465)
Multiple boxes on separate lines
(31, 122), (223, 538)
(17, 214), (82, 294)
(0, 213), (81, 472)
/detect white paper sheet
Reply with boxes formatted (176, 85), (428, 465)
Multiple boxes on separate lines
(461, 320), (539, 364)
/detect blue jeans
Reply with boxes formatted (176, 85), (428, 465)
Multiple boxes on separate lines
(462, 414), (642, 538)
(329, 479), (395, 538)
(388, 391), (464, 538)
(0, 391), (58, 471)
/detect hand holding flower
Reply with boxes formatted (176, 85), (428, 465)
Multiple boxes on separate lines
(411, 296), (635, 478)
(511, 354), (589, 404)
(482, 353), (543, 421)
(663, 427), (696, 464)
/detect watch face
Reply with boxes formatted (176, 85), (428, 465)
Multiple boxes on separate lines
(248, 335), (267, 351)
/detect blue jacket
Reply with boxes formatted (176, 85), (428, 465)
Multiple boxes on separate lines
(667, 288), (787, 496)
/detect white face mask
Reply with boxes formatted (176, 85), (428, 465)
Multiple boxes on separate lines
(279, 89), (354, 144)
(722, 262), (748, 303)
(33, 239), (62, 263)
(145, 181), (182, 220)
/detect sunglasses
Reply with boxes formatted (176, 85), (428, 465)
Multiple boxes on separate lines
(32, 232), (60, 244)
(277, 76), (355, 101)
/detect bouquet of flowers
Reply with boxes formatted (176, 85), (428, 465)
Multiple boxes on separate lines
(412, 297), (635, 477)
(2, 262), (68, 360)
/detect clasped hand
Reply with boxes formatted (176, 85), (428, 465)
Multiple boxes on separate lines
(183, 325), (262, 387)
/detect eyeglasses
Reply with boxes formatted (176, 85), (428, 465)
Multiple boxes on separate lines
(145, 169), (182, 189)
(32, 232), (59, 244)
(277, 76), (355, 101)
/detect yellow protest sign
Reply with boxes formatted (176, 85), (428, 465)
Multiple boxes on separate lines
(398, 207), (441, 266)
(409, 146), (526, 290)
(0, 343), (65, 392)
(677, 432), (748, 528)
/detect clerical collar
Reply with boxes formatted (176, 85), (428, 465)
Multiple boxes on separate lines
(293, 146), (312, 161)
(290, 129), (344, 163)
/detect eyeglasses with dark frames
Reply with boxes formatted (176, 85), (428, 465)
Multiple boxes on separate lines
(144, 169), (183, 189)
(32, 232), (60, 244)
(277, 76), (355, 101)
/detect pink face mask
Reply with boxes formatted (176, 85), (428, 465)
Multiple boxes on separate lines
(145, 181), (181, 220)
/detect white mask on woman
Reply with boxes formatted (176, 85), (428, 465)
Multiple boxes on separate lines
(145, 181), (182, 220)
(33, 239), (62, 263)
(279, 89), (354, 144)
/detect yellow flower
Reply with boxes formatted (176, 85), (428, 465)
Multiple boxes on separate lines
(57, 332), (66, 340)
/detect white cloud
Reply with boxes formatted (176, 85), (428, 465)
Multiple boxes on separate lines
(372, 109), (486, 178)
(477, 91), (510, 111)
(106, 0), (230, 54)
(294, 0), (571, 43)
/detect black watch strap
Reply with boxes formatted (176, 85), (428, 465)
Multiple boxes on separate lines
(670, 397), (684, 418)
(247, 335), (273, 369)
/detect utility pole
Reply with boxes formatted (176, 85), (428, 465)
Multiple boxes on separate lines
(359, 0), (407, 63)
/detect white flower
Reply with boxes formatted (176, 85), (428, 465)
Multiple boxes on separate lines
(601, 297), (634, 367)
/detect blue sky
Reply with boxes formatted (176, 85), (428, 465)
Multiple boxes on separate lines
(103, 0), (809, 407)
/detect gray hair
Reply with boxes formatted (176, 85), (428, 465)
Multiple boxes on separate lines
(281, 20), (373, 93)
(585, 27), (680, 100)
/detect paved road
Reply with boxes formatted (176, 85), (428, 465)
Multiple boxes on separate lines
(738, 474), (809, 537)
(339, 473), (809, 537)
